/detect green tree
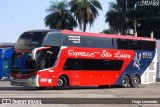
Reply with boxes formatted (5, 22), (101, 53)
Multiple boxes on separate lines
(105, 2), (127, 34)
(136, 5), (160, 38)
(44, 0), (77, 30)
(69, 0), (102, 32)
(100, 29), (115, 34)
(105, 0), (138, 35)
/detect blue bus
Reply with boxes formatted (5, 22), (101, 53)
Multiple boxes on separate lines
(0, 48), (13, 80)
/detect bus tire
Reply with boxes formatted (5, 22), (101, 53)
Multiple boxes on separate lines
(130, 75), (140, 88)
(57, 76), (67, 89)
(121, 75), (130, 88)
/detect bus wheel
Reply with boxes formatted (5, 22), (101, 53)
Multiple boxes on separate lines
(57, 76), (67, 89)
(121, 75), (130, 88)
(130, 75), (140, 88)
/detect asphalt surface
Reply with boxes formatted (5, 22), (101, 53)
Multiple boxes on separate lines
(0, 80), (160, 107)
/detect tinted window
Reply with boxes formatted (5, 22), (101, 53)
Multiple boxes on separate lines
(143, 41), (155, 51)
(15, 32), (46, 49)
(81, 36), (98, 48)
(38, 46), (60, 70)
(99, 60), (115, 70)
(98, 38), (114, 48)
(114, 60), (124, 70)
(63, 58), (123, 71)
(99, 60), (123, 70)
(43, 33), (62, 46)
(81, 59), (99, 70)
(63, 59), (81, 70)
(114, 39), (129, 49)
(128, 40), (142, 50)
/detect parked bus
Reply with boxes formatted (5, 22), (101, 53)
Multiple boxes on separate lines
(10, 29), (157, 89)
(0, 47), (13, 80)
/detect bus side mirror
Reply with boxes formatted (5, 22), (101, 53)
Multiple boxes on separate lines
(32, 48), (37, 60)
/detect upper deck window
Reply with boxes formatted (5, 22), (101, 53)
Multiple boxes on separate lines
(15, 32), (47, 50)
(43, 33), (62, 46)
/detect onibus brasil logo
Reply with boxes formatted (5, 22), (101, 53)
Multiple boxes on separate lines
(136, 0), (159, 6)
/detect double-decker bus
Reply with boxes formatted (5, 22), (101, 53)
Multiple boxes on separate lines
(10, 29), (157, 89)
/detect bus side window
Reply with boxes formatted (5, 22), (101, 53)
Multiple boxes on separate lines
(104, 60), (110, 64)
(98, 38), (114, 48)
(128, 40), (142, 50)
(142, 41), (155, 51)
(43, 33), (62, 46)
(99, 60), (114, 70)
(75, 61), (81, 70)
(81, 36), (98, 48)
(63, 59), (81, 70)
(38, 46), (60, 70)
(40, 59), (46, 69)
(115, 39), (129, 50)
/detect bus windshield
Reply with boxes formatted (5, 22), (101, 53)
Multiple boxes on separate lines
(11, 53), (37, 74)
(11, 46), (60, 74)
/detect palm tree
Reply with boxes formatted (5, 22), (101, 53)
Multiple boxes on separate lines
(105, 1), (128, 35)
(100, 29), (115, 34)
(44, 0), (77, 30)
(69, 0), (102, 32)
(105, 0), (138, 35)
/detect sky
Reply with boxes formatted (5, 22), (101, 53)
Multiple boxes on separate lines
(0, 0), (115, 42)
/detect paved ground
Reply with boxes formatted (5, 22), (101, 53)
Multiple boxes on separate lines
(0, 81), (160, 107)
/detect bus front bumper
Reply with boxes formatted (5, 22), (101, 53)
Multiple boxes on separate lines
(10, 75), (39, 87)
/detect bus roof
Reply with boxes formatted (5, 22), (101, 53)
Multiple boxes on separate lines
(24, 29), (156, 42)
(61, 30), (156, 42)
(24, 29), (56, 33)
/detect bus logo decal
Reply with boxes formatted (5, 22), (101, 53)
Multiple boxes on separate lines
(101, 50), (112, 57)
(68, 50), (100, 58)
(133, 52), (141, 70)
(114, 51), (131, 59)
(68, 50), (131, 59)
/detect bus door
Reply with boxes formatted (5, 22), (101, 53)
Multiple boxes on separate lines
(32, 46), (61, 86)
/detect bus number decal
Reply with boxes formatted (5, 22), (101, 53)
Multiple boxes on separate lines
(40, 78), (48, 82)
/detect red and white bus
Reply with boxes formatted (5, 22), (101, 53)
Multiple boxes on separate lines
(10, 29), (157, 89)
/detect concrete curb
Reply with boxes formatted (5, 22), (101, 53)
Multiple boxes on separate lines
(0, 77), (10, 81)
